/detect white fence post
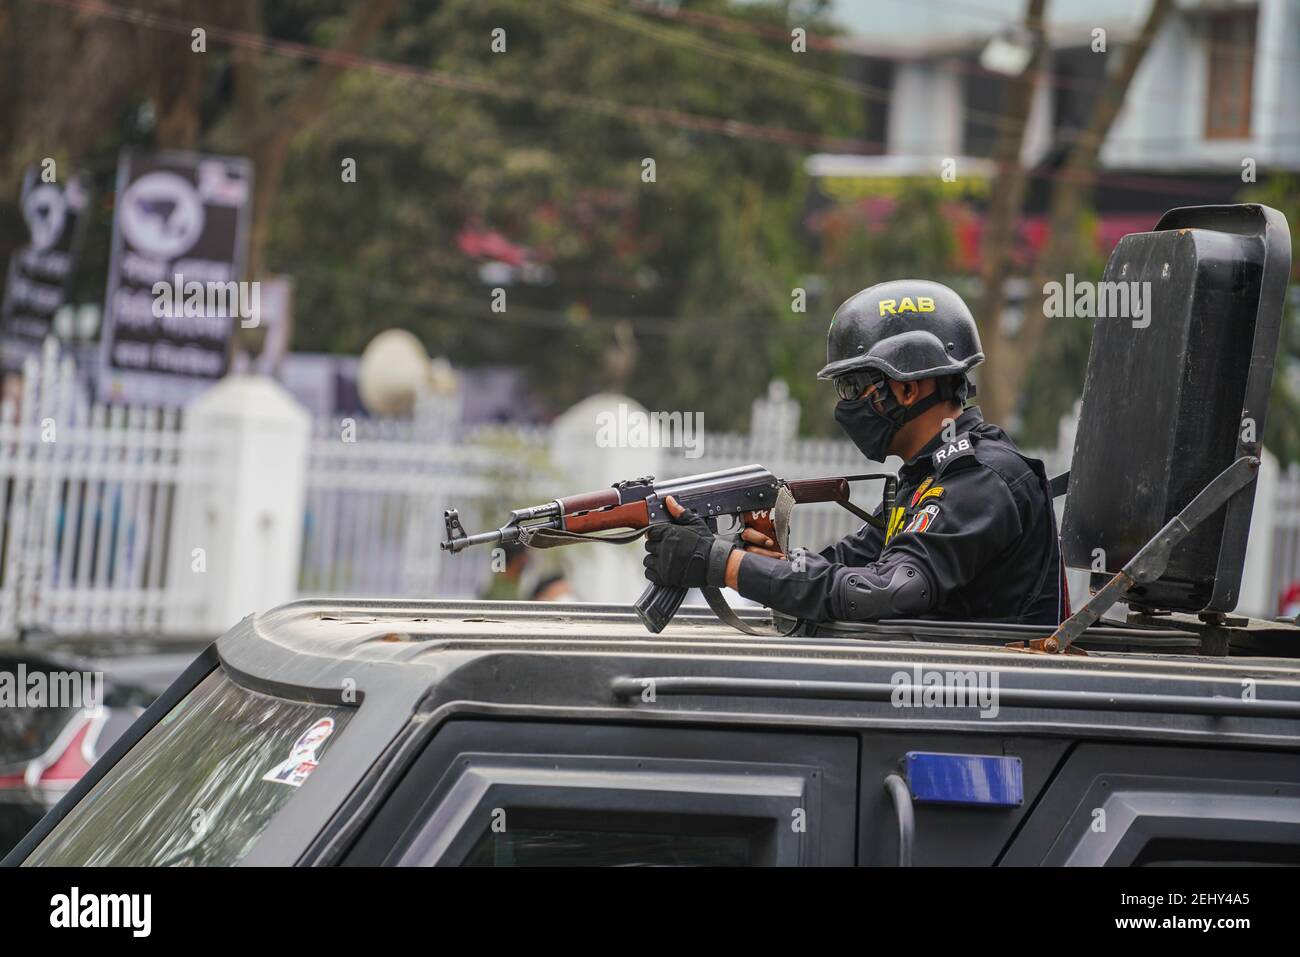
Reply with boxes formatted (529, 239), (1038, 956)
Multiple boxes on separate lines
(1239, 449), (1278, 618)
(169, 375), (310, 636)
(549, 394), (662, 605)
(748, 379), (801, 462)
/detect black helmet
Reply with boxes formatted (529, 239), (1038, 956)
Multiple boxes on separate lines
(818, 279), (983, 385)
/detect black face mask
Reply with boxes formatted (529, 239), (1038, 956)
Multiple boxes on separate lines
(834, 394), (898, 462)
(834, 388), (946, 462)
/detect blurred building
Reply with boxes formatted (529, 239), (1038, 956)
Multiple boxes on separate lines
(810, 0), (1300, 257)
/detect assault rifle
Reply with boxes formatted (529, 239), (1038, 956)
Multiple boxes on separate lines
(442, 464), (896, 633)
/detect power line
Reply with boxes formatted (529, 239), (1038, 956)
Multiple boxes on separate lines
(35, 0), (877, 154)
(281, 260), (828, 338)
(574, 0), (1082, 148)
(563, 0), (888, 102)
(566, 0), (1090, 156)
(625, 0), (847, 52)
(622, 0), (1300, 148)
(31, 0), (1269, 205)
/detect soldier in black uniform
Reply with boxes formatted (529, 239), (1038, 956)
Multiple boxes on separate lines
(644, 279), (1066, 626)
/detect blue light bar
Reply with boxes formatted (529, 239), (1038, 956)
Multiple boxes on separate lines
(904, 752), (1023, 808)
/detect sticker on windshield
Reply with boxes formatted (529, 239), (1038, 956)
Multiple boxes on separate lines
(262, 717), (335, 788)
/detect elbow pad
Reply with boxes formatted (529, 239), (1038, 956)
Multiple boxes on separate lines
(833, 562), (933, 621)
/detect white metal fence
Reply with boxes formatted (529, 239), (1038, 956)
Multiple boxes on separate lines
(0, 348), (1294, 638)
(295, 380), (906, 603)
(295, 381), (1066, 604)
(300, 414), (556, 601)
(0, 343), (209, 637)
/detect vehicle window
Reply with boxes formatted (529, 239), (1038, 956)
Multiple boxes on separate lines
(1134, 838), (1300, 867)
(464, 813), (761, 867)
(23, 668), (351, 866)
(342, 722), (858, 867)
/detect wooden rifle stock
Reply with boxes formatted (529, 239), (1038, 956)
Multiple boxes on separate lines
(786, 477), (850, 504)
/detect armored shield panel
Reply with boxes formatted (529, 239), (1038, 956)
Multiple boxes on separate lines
(1060, 204), (1291, 612)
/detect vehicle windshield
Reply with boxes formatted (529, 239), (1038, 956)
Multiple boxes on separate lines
(23, 668), (351, 866)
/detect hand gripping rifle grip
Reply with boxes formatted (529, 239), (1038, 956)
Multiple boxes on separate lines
(634, 582), (689, 633)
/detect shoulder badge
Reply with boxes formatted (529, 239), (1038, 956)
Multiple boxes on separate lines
(910, 476), (945, 507)
(931, 432), (978, 475)
(903, 503), (940, 534)
(909, 476), (933, 506)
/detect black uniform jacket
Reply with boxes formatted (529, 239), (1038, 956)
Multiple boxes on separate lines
(736, 407), (1066, 625)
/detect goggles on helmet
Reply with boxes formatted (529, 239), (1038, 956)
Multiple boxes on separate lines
(833, 369), (886, 402)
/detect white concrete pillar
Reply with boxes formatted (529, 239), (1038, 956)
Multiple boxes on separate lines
(549, 394), (662, 605)
(169, 375), (311, 635)
(1238, 448), (1278, 619)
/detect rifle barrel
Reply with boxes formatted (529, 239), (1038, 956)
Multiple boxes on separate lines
(442, 526), (513, 553)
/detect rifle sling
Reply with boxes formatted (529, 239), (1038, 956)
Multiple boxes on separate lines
(707, 484), (800, 636)
(517, 526), (649, 548)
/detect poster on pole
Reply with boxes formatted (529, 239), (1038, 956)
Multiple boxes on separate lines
(98, 149), (254, 406)
(0, 167), (91, 371)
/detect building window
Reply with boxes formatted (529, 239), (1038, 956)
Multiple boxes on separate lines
(1205, 9), (1256, 139)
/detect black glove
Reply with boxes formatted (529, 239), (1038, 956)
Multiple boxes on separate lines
(643, 506), (734, 588)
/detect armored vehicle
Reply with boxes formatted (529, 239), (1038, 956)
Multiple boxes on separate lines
(6, 205), (1299, 867)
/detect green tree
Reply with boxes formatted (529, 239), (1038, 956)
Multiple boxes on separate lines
(2, 0), (861, 427)
(783, 183), (962, 435)
(266, 0), (859, 422)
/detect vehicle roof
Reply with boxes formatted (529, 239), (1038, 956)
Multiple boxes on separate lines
(219, 598), (1300, 752)
(237, 595), (1300, 661)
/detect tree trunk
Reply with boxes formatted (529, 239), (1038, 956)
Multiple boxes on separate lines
(975, 0), (1049, 425)
(1012, 0), (1177, 401)
(153, 17), (203, 150)
(230, 0), (401, 279)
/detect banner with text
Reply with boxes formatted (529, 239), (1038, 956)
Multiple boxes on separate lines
(1, 167), (91, 371)
(99, 149), (253, 406)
